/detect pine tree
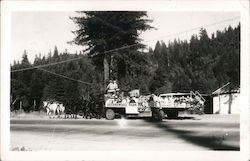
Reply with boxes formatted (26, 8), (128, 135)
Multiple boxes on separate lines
(70, 11), (154, 86)
(53, 46), (59, 58)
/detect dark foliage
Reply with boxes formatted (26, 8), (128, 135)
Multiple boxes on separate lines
(149, 24), (240, 94)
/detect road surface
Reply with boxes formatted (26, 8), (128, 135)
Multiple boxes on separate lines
(10, 114), (240, 151)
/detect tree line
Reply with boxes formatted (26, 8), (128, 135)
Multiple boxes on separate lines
(10, 12), (240, 113)
(150, 25), (240, 95)
(11, 49), (103, 112)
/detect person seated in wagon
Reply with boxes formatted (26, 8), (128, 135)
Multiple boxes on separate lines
(106, 80), (119, 98)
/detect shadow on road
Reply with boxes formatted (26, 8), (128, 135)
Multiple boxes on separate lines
(144, 119), (240, 151)
(124, 116), (197, 120)
(164, 116), (198, 120)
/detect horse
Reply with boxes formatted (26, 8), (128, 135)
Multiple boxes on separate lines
(43, 101), (65, 118)
(56, 103), (65, 117)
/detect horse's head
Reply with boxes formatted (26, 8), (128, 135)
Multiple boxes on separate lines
(43, 101), (50, 107)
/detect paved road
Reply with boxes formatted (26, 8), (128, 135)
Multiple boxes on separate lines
(10, 114), (240, 151)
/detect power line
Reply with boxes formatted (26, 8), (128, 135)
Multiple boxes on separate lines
(94, 16), (240, 56)
(11, 16), (240, 73)
(142, 16), (240, 43)
(38, 68), (94, 85)
(11, 56), (84, 72)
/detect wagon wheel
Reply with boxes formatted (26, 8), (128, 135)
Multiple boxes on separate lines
(159, 110), (165, 119)
(106, 109), (115, 120)
(166, 111), (178, 118)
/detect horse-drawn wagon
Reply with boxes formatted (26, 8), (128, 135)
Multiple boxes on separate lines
(104, 90), (205, 121)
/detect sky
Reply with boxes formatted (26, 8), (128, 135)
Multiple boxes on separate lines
(11, 11), (240, 63)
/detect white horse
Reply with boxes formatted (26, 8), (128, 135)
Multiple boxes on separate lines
(43, 101), (65, 118)
(56, 103), (65, 116)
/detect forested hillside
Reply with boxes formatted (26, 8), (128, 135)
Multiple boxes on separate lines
(150, 25), (240, 95)
(10, 24), (240, 112)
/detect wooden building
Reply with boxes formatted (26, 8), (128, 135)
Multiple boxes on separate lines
(212, 83), (240, 114)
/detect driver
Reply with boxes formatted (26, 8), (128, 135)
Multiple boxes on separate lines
(106, 80), (116, 96)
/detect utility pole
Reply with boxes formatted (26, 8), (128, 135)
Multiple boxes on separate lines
(110, 54), (114, 79)
(103, 54), (109, 89)
(33, 100), (36, 111)
(20, 101), (22, 112)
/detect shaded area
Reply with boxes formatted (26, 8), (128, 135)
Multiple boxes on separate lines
(11, 119), (165, 138)
(121, 116), (197, 121)
(11, 119), (119, 126)
(144, 119), (240, 150)
(11, 123), (167, 138)
(164, 116), (197, 120)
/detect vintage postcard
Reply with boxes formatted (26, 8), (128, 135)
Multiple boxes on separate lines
(1, 0), (249, 161)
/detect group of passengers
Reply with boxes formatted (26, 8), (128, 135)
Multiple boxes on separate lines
(106, 80), (147, 105)
(106, 80), (204, 109)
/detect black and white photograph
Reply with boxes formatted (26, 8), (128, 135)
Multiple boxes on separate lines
(1, 1), (249, 161)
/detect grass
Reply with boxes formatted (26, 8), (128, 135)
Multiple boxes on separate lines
(10, 110), (48, 119)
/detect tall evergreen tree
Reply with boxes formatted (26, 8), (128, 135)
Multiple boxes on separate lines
(70, 11), (154, 86)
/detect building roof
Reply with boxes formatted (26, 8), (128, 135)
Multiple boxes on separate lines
(212, 82), (240, 95)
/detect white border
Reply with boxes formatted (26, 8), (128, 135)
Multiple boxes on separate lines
(1, 1), (249, 161)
